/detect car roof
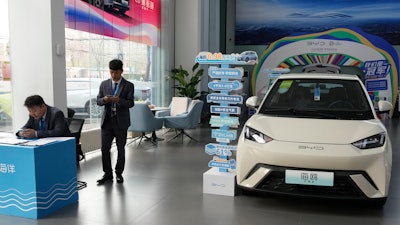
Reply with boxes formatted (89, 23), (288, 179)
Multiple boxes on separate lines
(277, 73), (361, 81)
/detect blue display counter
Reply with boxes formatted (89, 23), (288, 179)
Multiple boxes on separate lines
(0, 137), (79, 219)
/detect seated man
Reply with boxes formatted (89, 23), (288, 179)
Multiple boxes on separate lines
(16, 95), (71, 138)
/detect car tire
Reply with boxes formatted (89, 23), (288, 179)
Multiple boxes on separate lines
(369, 197), (387, 207)
(236, 186), (257, 196)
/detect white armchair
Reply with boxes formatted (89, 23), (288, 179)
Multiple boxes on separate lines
(155, 97), (191, 118)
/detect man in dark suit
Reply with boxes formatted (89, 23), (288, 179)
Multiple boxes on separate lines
(96, 59), (135, 184)
(17, 95), (71, 138)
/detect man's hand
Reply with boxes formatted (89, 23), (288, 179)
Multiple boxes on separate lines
(104, 96), (119, 103)
(19, 129), (36, 138)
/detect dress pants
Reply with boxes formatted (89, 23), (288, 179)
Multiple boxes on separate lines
(101, 116), (128, 175)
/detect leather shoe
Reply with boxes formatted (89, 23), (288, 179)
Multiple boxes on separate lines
(116, 174), (124, 183)
(97, 174), (113, 184)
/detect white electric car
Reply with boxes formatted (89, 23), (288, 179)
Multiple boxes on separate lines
(236, 72), (392, 206)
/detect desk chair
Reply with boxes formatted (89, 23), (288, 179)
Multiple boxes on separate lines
(67, 108), (76, 118)
(67, 118), (85, 165)
(66, 117), (87, 190)
(128, 104), (164, 146)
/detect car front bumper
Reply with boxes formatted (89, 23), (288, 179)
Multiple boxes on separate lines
(236, 138), (392, 199)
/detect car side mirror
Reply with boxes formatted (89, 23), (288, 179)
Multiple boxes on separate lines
(246, 96), (259, 107)
(377, 100), (392, 114)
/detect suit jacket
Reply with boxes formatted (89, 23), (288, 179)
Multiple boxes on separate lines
(20, 105), (71, 138)
(97, 77), (135, 129)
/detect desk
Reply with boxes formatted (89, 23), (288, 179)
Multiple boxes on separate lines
(0, 137), (78, 219)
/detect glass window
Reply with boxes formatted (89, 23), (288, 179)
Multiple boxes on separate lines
(64, 0), (163, 130)
(0, 0), (171, 132)
(65, 29), (159, 129)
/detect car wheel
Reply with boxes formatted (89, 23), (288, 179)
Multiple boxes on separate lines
(85, 99), (102, 117)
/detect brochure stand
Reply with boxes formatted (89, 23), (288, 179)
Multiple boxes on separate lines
(196, 52), (258, 196)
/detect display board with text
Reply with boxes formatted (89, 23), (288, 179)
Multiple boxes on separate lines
(197, 52), (258, 196)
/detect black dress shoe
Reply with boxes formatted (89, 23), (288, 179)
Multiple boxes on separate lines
(116, 174), (124, 183)
(97, 174), (113, 184)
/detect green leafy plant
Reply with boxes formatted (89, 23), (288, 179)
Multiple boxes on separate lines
(171, 63), (204, 99)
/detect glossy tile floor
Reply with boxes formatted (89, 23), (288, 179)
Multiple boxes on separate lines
(1, 119), (400, 225)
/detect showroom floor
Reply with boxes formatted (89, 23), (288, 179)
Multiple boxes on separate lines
(1, 119), (400, 225)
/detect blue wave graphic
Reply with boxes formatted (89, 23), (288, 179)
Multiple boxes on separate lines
(0, 177), (78, 211)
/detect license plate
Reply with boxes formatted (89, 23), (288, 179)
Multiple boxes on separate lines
(285, 170), (334, 186)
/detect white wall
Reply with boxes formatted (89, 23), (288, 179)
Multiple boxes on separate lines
(8, 0), (67, 130)
(174, 0), (201, 71)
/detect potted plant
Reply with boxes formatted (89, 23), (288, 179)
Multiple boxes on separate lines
(170, 63), (204, 99)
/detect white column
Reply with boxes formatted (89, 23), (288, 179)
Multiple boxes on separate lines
(8, 0), (67, 131)
(175, 0), (201, 70)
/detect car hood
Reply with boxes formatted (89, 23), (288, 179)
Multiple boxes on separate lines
(245, 115), (387, 144)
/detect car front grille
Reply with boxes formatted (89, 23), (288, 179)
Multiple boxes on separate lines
(250, 165), (376, 199)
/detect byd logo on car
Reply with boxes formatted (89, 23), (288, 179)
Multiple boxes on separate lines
(298, 145), (324, 150)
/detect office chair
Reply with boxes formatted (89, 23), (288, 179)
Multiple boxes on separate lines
(67, 118), (85, 165)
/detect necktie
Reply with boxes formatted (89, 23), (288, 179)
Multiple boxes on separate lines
(111, 83), (118, 117)
(113, 82), (118, 95)
(39, 118), (45, 131)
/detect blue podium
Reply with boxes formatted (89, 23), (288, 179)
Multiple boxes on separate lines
(0, 137), (79, 219)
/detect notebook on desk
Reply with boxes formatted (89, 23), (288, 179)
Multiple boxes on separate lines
(0, 137), (29, 145)
(22, 139), (57, 146)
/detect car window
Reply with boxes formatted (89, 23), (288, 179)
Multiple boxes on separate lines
(259, 78), (374, 120)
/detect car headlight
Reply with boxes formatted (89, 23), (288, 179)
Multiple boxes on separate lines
(244, 126), (273, 144)
(352, 133), (386, 149)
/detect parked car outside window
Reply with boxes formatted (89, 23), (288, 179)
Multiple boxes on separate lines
(67, 78), (150, 117)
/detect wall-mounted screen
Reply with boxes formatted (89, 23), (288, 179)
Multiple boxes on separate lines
(65, 0), (160, 46)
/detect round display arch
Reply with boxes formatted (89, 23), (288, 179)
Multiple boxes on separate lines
(252, 27), (399, 111)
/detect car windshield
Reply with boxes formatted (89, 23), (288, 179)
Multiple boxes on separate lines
(259, 78), (375, 120)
